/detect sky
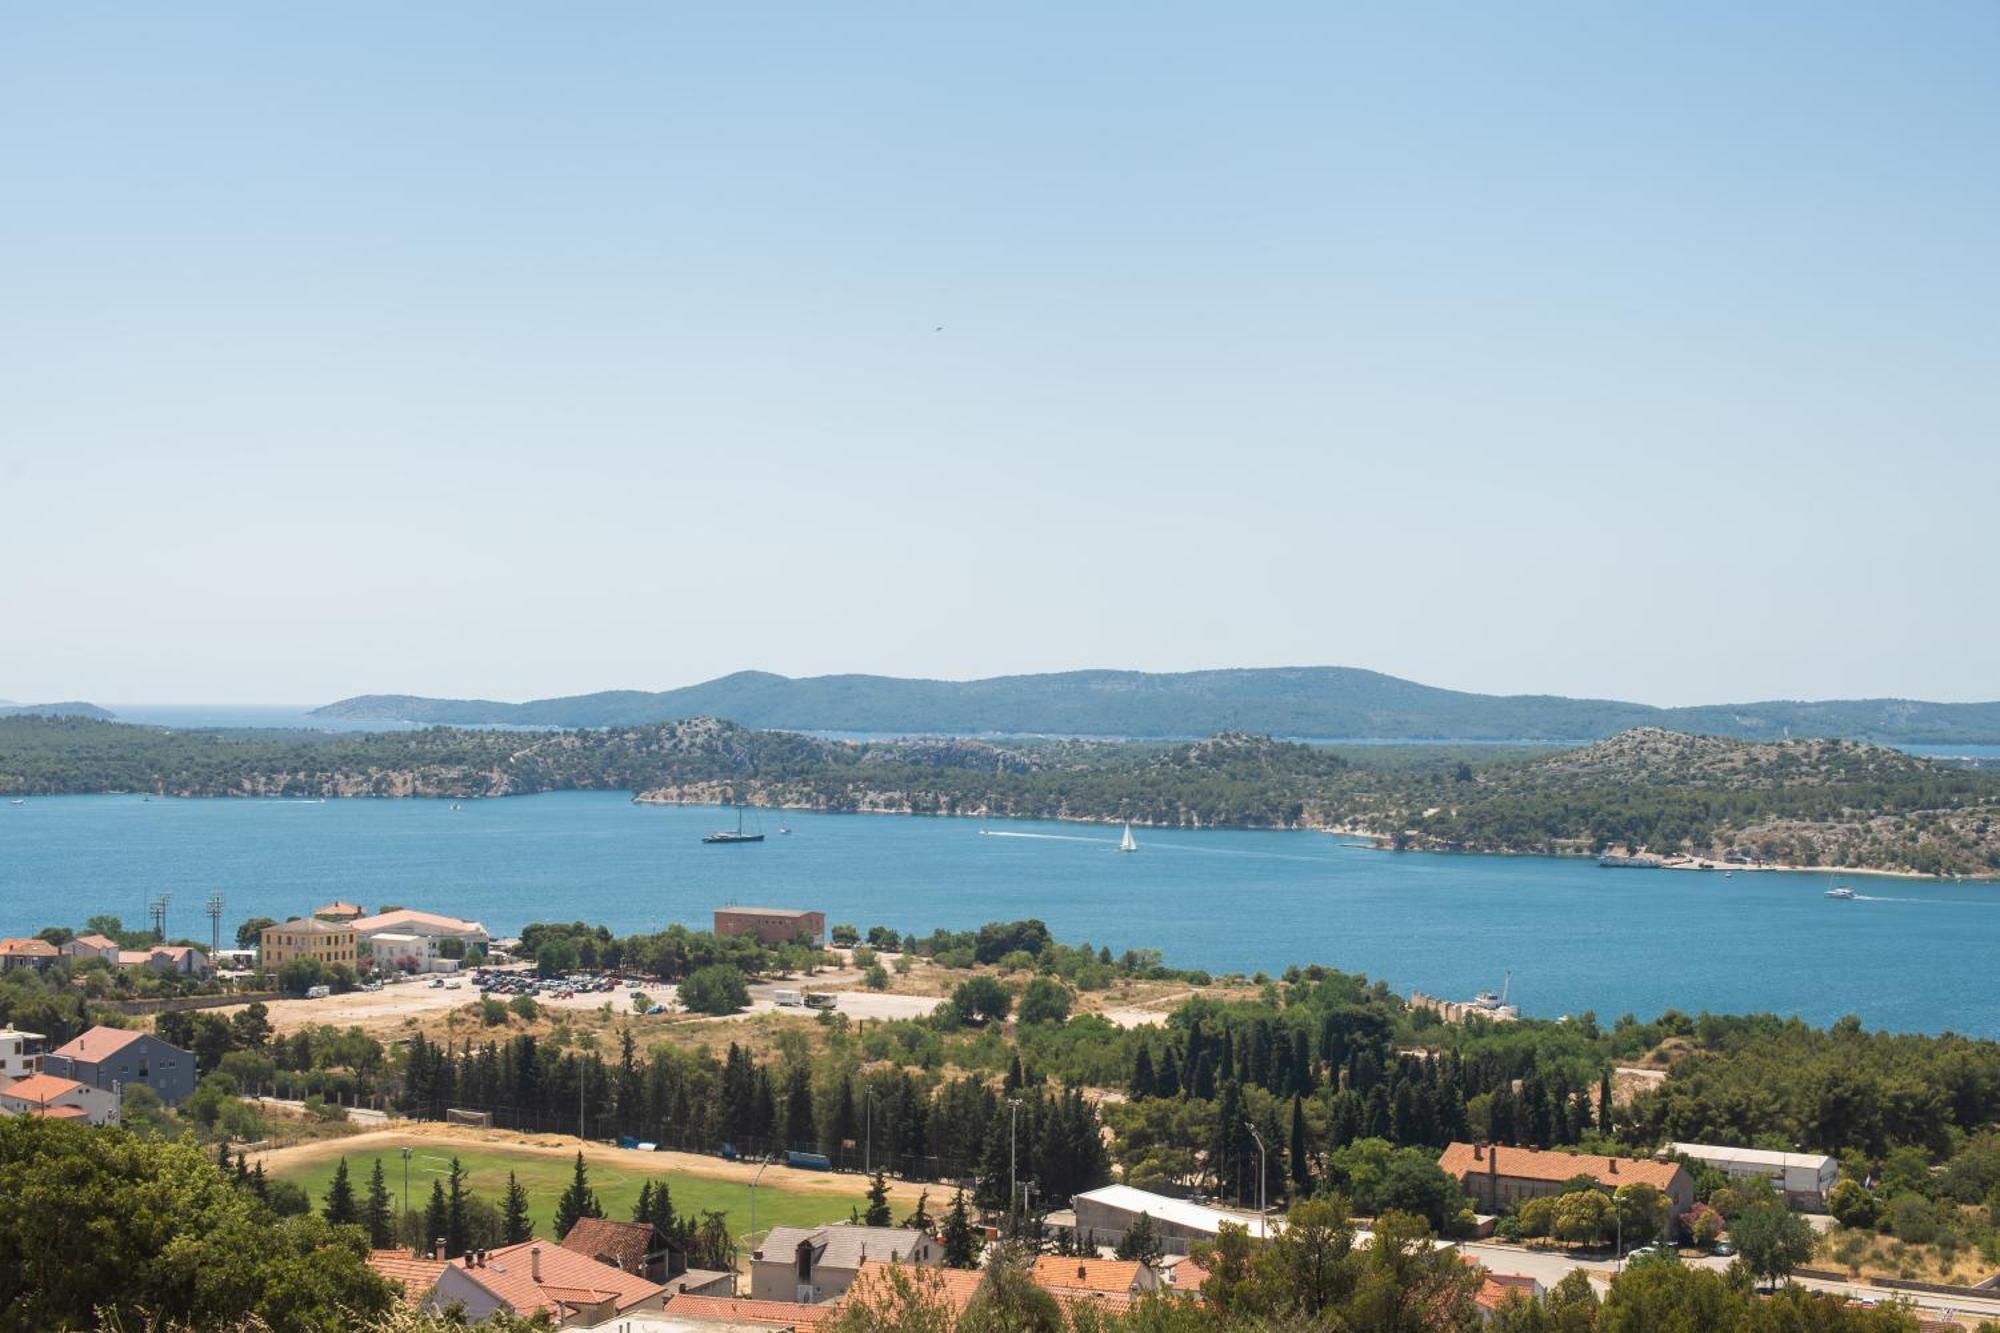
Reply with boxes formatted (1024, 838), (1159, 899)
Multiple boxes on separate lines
(2, 3), (1996, 708)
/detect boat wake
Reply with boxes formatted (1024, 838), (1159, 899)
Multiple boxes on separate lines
(978, 828), (1330, 865)
(979, 830), (1108, 844)
(1852, 894), (2000, 907)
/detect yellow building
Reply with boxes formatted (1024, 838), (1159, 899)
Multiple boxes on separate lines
(260, 917), (358, 970)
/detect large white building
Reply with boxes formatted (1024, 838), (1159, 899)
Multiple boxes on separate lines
(0, 1029), (45, 1082)
(1069, 1185), (1279, 1256)
(1671, 1143), (1839, 1210)
(350, 908), (490, 952)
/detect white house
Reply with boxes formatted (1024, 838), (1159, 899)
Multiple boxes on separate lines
(750, 1225), (941, 1303)
(0, 1029), (44, 1081)
(0, 1071), (121, 1125)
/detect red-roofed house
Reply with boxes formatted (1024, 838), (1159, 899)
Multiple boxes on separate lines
(0, 938), (60, 972)
(44, 1025), (197, 1106)
(1438, 1142), (1694, 1239)
(64, 934), (121, 964)
(660, 1293), (843, 1329)
(366, 1250), (450, 1307)
(1030, 1256), (1160, 1299)
(0, 1071), (120, 1125)
(427, 1241), (666, 1327)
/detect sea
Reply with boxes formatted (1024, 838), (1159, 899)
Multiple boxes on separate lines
(4, 791), (1997, 1038)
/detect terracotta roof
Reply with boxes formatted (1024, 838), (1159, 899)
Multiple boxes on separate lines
(662, 1294), (841, 1328)
(315, 901), (365, 917)
(845, 1263), (985, 1317)
(350, 908), (489, 936)
(1472, 1271), (1540, 1311)
(70, 934), (119, 950)
(118, 951), (154, 966)
(268, 916), (354, 935)
(50, 1026), (148, 1061)
(561, 1216), (656, 1272)
(446, 1241), (664, 1319)
(1, 1073), (87, 1103)
(1164, 1256), (1209, 1293)
(367, 1250), (449, 1306)
(1438, 1142), (1687, 1193)
(0, 938), (59, 957)
(1030, 1256), (1152, 1295)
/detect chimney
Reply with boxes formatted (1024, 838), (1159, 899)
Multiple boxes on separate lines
(435, 1238), (447, 1262)
(1473, 1142), (1483, 1161)
(1609, 1159), (1618, 1175)
(531, 1245), (542, 1283)
(1078, 1264), (1088, 1281)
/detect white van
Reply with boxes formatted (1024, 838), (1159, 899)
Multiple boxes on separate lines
(304, 985), (331, 1000)
(773, 989), (804, 1007)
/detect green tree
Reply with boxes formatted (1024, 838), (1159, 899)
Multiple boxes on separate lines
(865, 1170), (893, 1226)
(1114, 1211), (1163, 1265)
(1613, 1181), (1667, 1249)
(1826, 1178), (1879, 1229)
(501, 1170), (534, 1244)
(363, 1157), (397, 1248)
(553, 1150), (604, 1240)
(961, 1243), (1063, 1333)
(237, 916), (278, 950)
(1553, 1189), (1613, 1246)
(536, 936), (580, 978)
(422, 1179), (448, 1257)
(948, 974), (1013, 1026)
(1016, 976), (1072, 1026)
(679, 963), (751, 1015)
(942, 1188), (982, 1268)
(323, 1156), (359, 1227)
(444, 1157), (472, 1258)
(1730, 1203), (1816, 1290)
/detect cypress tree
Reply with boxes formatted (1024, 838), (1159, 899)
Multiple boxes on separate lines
(1157, 1045), (1181, 1099)
(444, 1157), (471, 1258)
(1598, 1072), (1615, 1135)
(364, 1158), (396, 1248)
(633, 1180), (655, 1225)
(1129, 1046), (1156, 1100)
(553, 1150), (603, 1240)
(1288, 1093), (1311, 1196)
(502, 1170), (535, 1244)
(323, 1156), (359, 1226)
(423, 1180), (449, 1256)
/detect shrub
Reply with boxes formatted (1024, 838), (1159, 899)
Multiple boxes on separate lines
(480, 998), (508, 1026)
(679, 964), (750, 1015)
(509, 994), (540, 1021)
(1827, 1178), (1879, 1230)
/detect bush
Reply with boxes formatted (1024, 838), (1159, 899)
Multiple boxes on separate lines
(1885, 1192), (1940, 1245)
(865, 964), (889, 990)
(1017, 977), (1073, 1026)
(831, 924), (860, 947)
(1827, 1178), (1879, 1230)
(851, 945), (877, 969)
(480, 998), (508, 1026)
(679, 964), (750, 1016)
(947, 975), (1013, 1026)
(508, 994), (540, 1021)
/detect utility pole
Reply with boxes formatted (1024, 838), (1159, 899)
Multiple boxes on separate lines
(204, 892), (224, 956)
(148, 892), (171, 943)
(1244, 1121), (1268, 1219)
(749, 1156), (772, 1250)
(1007, 1098), (1022, 1225)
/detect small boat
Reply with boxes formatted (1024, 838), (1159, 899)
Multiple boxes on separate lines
(778, 826), (791, 836)
(7, 799), (23, 806)
(1825, 885), (1857, 900)
(1118, 822), (1138, 853)
(703, 804), (764, 845)
(1723, 870), (1734, 878)
(450, 803), (462, 811)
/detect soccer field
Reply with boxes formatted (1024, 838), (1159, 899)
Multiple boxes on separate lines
(273, 1138), (870, 1246)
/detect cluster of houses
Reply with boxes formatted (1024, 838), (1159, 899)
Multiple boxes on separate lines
(258, 900), (493, 976)
(1, 934), (213, 978)
(0, 1023), (197, 1127)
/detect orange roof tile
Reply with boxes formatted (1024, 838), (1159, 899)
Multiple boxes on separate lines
(70, 934), (119, 950)
(663, 1294), (842, 1328)
(1, 1072), (87, 1103)
(446, 1241), (663, 1319)
(50, 1026), (147, 1061)
(0, 938), (59, 957)
(1031, 1256), (1151, 1295)
(1438, 1141), (1686, 1193)
(367, 1250), (449, 1307)
(560, 1216), (656, 1273)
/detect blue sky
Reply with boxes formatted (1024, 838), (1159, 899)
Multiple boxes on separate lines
(2, 4), (1995, 707)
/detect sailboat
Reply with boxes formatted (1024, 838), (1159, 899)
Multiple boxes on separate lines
(702, 803), (765, 845)
(1118, 822), (1138, 853)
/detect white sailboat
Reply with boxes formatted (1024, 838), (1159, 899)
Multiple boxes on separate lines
(1118, 822), (1138, 853)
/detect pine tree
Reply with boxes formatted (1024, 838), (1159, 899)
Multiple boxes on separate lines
(1156, 1045), (1181, 1099)
(423, 1180), (449, 1257)
(444, 1157), (471, 1258)
(783, 1065), (816, 1149)
(1129, 1046), (1156, 1100)
(364, 1158), (396, 1248)
(234, 1151), (249, 1186)
(215, 1140), (232, 1173)
(323, 1156), (359, 1226)
(1288, 1093), (1311, 1196)
(502, 1170), (534, 1244)
(250, 1161), (268, 1200)
(903, 1189), (932, 1233)
(1114, 1211), (1163, 1264)
(633, 1180), (655, 1225)
(553, 1150), (603, 1240)
(864, 1171), (892, 1226)
(941, 1188), (981, 1268)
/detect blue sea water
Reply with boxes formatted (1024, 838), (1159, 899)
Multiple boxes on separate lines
(5, 793), (1998, 1036)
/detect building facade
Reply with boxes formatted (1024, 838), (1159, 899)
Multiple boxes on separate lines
(1068, 1185), (1278, 1257)
(1438, 1142), (1695, 1238)
(0, 1028), (45, 1081)
(713, 907), (826, 947)
(0, 938), (61, 972)
(45, 1026), (198, 1106)
(0, 1072), (121, 1125)
(1670, 1143), (1839, 1210)
(750, 1225), (939, 1304)
(261, 917), (358, 970)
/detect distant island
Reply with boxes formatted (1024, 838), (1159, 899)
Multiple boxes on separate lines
(311, 666), (2000, 745)
(4, 714), (1996, 878)
(0, 700), (114, 720)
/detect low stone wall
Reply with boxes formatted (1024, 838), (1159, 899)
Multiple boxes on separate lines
(107, 991), (275, 1016)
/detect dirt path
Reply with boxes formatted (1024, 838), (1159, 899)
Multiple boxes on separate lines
(250, 1121), (932, 1203)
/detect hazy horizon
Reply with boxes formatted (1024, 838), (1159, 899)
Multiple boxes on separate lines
(5, 5), (1995, 707)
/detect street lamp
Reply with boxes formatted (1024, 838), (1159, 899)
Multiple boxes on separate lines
(1244, 1121), (1267, 1219)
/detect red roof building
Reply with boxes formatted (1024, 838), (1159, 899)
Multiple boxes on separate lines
(427, 1241), (666, 1328)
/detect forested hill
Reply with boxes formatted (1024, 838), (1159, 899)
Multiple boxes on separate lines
(0, 700), (114, 720)
(5, 715), (1998, 876)
(311, 666), (2000, 744)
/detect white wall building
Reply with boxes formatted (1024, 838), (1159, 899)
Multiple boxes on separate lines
(1070, 1185), (1279, 1256)
(1671, 1143), (1839, 1210)
(0, 1029), (45, 1081)
(366, 931), (459, 974)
